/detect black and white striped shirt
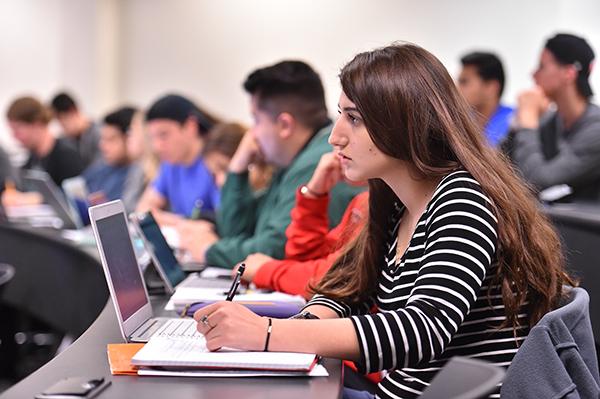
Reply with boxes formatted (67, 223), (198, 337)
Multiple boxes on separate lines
(305, 170), (529, 399)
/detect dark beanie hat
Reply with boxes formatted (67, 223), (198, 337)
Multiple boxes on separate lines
(145, 94), (214, 134)
(545, 33), (595, 98)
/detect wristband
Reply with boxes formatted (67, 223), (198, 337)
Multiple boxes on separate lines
(264, 318), (273, 352)
(300, 185), (327, 198)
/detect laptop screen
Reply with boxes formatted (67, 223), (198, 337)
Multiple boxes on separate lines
(137, 212), (186, 287)
(96, 213), (148, 321)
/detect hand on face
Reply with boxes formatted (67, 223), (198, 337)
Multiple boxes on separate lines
(228, 131), (263, 173)
(306, 152), (343, 195)
(234, 253), (275, 283)
(517, 86), (551, 129)
(194, 301), (269, 351)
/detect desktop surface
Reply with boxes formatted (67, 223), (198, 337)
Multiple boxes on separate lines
(0, 296), (343, 399)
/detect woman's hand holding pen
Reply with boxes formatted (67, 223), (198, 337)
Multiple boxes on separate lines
(194, 301), (269, 351)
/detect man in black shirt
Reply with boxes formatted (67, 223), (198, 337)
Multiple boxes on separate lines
(6, 96), (84, 186)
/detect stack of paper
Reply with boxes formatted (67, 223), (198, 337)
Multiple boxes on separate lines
(106, 333), (327, 378)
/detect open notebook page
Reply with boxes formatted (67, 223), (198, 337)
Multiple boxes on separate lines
(132, 335), (317, 371)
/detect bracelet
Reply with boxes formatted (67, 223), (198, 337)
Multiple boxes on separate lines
(300, 184), (327, 198)
(264, 318), (273, 352)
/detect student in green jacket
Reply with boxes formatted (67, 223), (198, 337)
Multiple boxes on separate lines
(177, 61), (362, 268)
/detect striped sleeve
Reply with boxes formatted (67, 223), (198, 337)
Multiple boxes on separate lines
(303, 294), (375, 318)
(350, 176), (498, 374)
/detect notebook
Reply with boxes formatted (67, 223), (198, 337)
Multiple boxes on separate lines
(131, 334), (318, 372)
(129, 211), (233, 294)
(88, 199), (198, 342)
(137, 364), (329, 378)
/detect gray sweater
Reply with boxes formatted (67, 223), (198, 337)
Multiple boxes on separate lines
(512, 103), (600, 202)
(501, 287), (600, 398)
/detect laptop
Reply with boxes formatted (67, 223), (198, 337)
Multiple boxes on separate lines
(61, 176), (90, 225)
(21, 169), (82, 229)
(129, 211), (235, 294)
(88, 200), (199, 342)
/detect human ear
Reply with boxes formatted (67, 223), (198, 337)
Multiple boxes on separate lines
(276, 112), (295, 139)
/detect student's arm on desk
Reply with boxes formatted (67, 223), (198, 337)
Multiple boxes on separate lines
(194, 301), (361, 361)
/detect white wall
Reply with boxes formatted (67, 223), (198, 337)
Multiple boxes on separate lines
(119, 0), (600, 126)
(1, 0), (600, 157)
(0, 0), (117, 162)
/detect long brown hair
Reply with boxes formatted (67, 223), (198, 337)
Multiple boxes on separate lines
(314, 43), (575, 328)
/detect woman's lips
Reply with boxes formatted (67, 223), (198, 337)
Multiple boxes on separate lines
(338, 152), (352, 161)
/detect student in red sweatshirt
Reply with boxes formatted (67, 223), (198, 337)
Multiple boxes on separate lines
(237, 152), (367, 299)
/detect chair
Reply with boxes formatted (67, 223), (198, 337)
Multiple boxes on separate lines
(501, 287), (600, 398)
(0, 263), (15, 290)
(419, 357), (505, 399)
(544, 204), (600, 359)
(0, 224), (108, 337)
(0, 224), (108, 381)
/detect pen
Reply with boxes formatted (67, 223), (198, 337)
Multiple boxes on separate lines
(226, 263), (245, 301)
(190, 199), (203, 220)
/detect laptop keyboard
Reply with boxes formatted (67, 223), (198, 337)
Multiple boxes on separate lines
(155, 318), (200, 338)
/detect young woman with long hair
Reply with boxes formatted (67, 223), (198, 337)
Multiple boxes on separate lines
(193, 43), (574, 399)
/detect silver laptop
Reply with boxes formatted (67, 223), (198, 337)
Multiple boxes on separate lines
(21, 169), (82, 229)
(129, 211), (236, 294)
(88, 200), (199, 342)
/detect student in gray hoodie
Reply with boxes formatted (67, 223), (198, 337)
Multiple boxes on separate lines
(511, 33), (600, 203)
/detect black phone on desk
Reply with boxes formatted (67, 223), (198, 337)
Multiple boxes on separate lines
(35, 377), (111, 399)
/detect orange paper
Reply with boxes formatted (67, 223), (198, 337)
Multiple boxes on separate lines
(107, 343), (145, 375)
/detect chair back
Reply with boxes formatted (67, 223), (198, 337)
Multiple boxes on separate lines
(0, 263), (15, 291)
(501, 287), (600, 398)
(0, 224), (108, 337)
(545, 204), (600, 344)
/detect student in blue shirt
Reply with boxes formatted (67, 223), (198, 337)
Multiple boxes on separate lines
(458, 51), (514, 146)
(83, 107), (137, 205)
(136, 94), (221, 223)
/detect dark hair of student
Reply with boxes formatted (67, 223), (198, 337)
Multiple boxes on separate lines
(103, 106), (138, 136)
(145, 94), (221, 136)
(6, 96), (53, 125)
(50, 92), (78, 114)
(243, 60), (329, 130)
(313, 43), (576, 328)
(460, 51), (506, 98)
(544, 33), (595, 99)
(202, 122), (246, 158)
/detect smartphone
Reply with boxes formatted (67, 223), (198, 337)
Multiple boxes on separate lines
(35, 377), (111, 399)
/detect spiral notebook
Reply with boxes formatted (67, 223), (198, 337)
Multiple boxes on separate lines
(131, 335), (318, 372)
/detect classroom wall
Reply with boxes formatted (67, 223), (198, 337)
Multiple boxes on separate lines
(119, 0), (600, 125)
(0, 0), (116, 162)
(1, 0), (599, 158)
